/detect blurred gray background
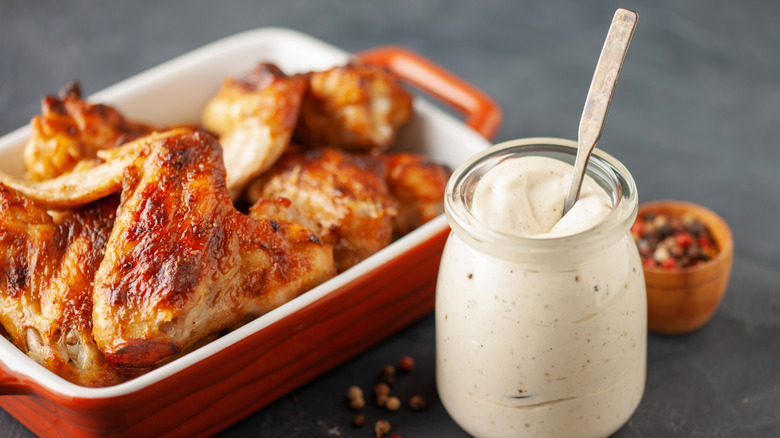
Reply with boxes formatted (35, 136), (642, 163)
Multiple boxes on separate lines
(1, 1), (778, 436)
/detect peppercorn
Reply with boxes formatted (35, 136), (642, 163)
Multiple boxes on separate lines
(353, 414), (365, 428)
(409, 395), (426, 411)
(349, 395), (365, 410)
(398, 356), (415, 373)
(386, 396), (401, 411)
(346, 385), (363, 401)
(376, 393), (389, 408)
(374, 382), (391, 397)
(676, 231), (693, 247)
(653, 246), (669, 263)
(686, 243), (701, 259)
(636, 238), (652, 255)
(630, 221), (643, 237)
(380, 364), (395, 377)
(375, 419), (391, 438)
(632, 211), (718, 269)
(377, 364), (395, 385)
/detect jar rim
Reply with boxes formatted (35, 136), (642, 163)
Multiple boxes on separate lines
(444, 137), (639, 257)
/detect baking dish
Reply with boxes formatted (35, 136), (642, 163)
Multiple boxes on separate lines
(0, 27), (501, 437)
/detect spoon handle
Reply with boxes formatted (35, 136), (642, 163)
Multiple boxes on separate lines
(563, 8), (638, 215)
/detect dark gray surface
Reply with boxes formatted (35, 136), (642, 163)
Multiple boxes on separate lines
(1, 0), (778, 436)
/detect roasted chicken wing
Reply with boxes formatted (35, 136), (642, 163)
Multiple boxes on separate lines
(0, 186), (123, 387)
(0, 131), (180, 210)
(24, 82), (154, 182)
(245, 147), (449, 270)
(293, 63), (413, 153)
(378, 153), (450, 238)
(247, 147), (398, 272)
(91, 130), (336, 368)
(202, 63), (307, 197)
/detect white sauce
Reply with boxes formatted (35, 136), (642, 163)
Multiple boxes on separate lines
(437, 155), (646, 438)
(471, 156), (612, 238)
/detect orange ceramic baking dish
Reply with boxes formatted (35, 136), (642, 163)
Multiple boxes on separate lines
(0, 28), (501, 437)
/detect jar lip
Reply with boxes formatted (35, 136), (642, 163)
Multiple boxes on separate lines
(444, 137), (639, 253)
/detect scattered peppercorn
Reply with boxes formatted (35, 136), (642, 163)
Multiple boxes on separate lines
(346, 385), (363, 401)
(398, 356), (415, 373)
(342, 360), (431, 433)
(374, 382), (391, 397)
(375, 419), (391, 438)
(409, 394), (426, 411)
(632, 211), (718, 269)
(377, 364), (395, 385)
(380, 364), (395, 377)
(346, 384), (365, 410)
(349, 395), (365, 410)
(386, 396), (401, 411)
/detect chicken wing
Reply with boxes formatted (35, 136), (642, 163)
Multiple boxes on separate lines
(0, 186), (123, 387)
(202, 63), (307, 197)
(24, 82), (154, 181)
(378, 153), (450, 238)
(245, 147), (449, 270)
(91, 130), (335, 368)
(293, 63), (413, 153)
(247, 147), (397, 272)
(0, 130), (180, 210)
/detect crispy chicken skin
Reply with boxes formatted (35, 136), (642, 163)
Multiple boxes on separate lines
(378, 153), (450, 238)
(0, 186), (123, 387)
(245, 148), (449, 269)
(248, 196), (320, 233)
(24, 82), (154, 181)
(0, 132), (166, 210)
(247, 147), (398, 272)
(202, 63), (307, 197)
(91, 130), (335, 368)
(293, 63), (413, 153)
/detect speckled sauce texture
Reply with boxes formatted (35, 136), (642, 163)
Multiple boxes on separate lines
(437, 233), (646, 438)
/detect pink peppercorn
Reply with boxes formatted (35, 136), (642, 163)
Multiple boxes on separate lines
(398, 356), (415, 373)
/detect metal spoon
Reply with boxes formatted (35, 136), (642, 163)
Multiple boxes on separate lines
(562, 8), (638, 215)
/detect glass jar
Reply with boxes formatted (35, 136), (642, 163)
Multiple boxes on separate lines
(436, 138), (646, 438)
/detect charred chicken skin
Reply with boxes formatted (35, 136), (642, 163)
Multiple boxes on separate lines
(293, 63), (413, 153)
(24, 82), (154, 182)
(0, 187), (123, 387)
(91, 129), (336, 368)
(248, 147), (397, 272)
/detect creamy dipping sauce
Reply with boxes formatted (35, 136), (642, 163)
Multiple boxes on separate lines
(472, 156), (612, 238)
(437, 142), (646, 438)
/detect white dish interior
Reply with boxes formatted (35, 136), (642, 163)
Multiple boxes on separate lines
(0, 27), (490, 399)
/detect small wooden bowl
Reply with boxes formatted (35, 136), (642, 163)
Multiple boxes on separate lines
(637, 200), (733, 335)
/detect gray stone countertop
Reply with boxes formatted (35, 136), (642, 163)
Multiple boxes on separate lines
(1, 1), (778, 436)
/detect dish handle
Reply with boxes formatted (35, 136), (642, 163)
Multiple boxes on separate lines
(357, 46), (502, 140)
